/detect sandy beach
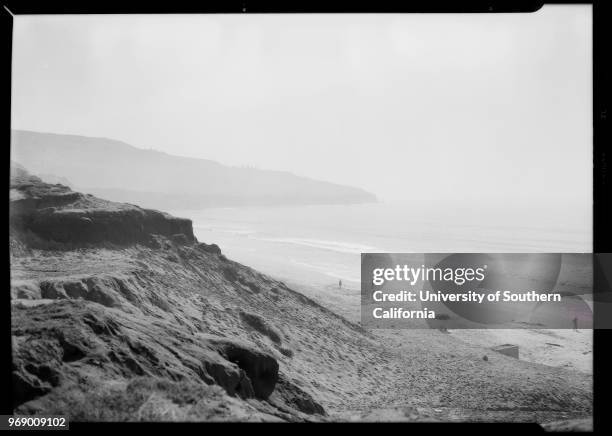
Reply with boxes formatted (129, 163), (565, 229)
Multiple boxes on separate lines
(284, 278), (593, 373)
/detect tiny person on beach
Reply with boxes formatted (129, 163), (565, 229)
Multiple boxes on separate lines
(339, 279), (342, 289)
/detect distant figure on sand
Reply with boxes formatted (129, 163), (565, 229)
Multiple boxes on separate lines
(338, 279), (342, 289)
(573, 316), (578, 332)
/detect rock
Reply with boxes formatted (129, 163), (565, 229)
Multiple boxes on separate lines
(196, 242), (222, 255)
(39, 281), (68, 299)
(268, 375), (326, 416)
(12, 302), (283, 411)
(11, 280), (41, 300)
(62, 280), (90, 299)
(206, 336), (279, 400)
(26, 277), (141, 309)
(202, 360), (255, 399)
(12, 370), (53, 406)
(10, 167), (196, 247)
(239, 311), (283, 344)
(491, 344), (519, 359)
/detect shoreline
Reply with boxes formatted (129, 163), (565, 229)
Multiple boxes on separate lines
(276, 274), (593, 375)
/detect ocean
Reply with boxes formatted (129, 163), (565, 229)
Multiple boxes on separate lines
(171, 202), (592, 290)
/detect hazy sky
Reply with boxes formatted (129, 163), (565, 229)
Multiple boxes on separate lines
(12, 6), (592, 208)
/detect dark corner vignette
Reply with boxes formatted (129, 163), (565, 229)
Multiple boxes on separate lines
(3, 0), (607, 432)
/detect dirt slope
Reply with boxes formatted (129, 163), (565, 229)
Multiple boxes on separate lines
(9, 168), (592, 422)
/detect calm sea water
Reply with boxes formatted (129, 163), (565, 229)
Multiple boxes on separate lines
(170, 202), (591, 288)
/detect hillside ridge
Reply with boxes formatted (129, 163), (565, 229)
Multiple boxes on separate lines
(11, 130), (377, 210)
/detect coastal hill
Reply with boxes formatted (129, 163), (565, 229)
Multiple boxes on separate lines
(10, 130), (377, 210)
(10, 166), (592, 423)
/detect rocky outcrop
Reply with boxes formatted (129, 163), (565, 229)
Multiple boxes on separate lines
(11, 298), (323, 420)
(205, 336), (279, 399)
(11, 302), (267, 399)
(269, 375), (327, 416)
(10, 165), (194, 246)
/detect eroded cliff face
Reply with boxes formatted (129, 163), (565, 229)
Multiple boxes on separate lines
(9, 167), (329, 421)
(10, 165), (194, 246)
(10, 242), (332, 421)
